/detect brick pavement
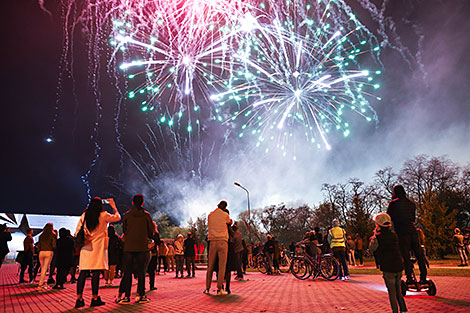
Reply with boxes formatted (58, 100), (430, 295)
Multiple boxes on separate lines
(1, 264), (469, 312)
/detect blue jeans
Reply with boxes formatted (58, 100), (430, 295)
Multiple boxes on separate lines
(382, 271), (407, 313)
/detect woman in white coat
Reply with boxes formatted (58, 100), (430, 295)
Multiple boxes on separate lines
(74, 197), (120, 308)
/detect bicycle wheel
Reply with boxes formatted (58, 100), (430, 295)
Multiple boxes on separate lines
(290, 257), (311, 280)
(319, 255), (340, 281)
(279, 255), (291, 273)
(257, 255), (267, 274)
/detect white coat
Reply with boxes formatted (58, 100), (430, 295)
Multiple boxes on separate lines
(75, 210), (121, 270)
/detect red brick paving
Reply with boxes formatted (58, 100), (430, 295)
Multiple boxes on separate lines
(1, 264), (469, 312)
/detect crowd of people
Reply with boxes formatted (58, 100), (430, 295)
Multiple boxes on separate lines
(0, 185), (469, 311)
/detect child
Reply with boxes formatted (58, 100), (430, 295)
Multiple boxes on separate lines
(369, 213), (407, 313)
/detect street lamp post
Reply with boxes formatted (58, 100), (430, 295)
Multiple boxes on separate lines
(234, 182), (250, 221)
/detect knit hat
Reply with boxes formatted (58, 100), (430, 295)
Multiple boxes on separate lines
(374, 213), (392, 227)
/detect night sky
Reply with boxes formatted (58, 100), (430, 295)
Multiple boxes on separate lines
(2, 0), (469, 221)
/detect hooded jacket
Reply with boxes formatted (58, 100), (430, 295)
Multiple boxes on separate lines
(122, 207), (154, 252)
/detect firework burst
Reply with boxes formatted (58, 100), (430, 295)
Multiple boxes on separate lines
(211, 0), (382, 154)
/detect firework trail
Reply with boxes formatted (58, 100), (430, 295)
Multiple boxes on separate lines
(44, 0), (421, 214)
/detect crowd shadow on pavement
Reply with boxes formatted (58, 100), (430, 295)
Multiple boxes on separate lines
(430, 297), (470, 308)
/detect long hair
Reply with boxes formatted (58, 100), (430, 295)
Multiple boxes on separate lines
(85, 198), (103, 232)
(39, 223), (54, 242)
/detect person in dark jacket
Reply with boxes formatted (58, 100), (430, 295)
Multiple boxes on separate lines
(370, 213), (407, 313)
(224, 223), (237, 294)
(232, 224), (244, 279)
(19, 228), (34, 283)
(387, 185), (427, 283)
(53, 228), (75, 289)
(105, 225), (122, 286)
(184, 232), (196, 277)
(147, 222), (161, 290)
(0, 224), (12, 269)
(263, 235), (275, 274)
(116, 194), (154, 304)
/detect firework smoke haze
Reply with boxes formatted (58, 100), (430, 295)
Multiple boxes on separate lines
(15, 0), (468, 222)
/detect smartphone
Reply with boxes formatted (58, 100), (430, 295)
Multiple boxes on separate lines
(102, 199), (109, 204)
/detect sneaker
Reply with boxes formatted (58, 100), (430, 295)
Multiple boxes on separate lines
(149, 286), (157, 291)
(74, 299), (85, 309)
(203, 289), (210, 294)
(47, 278), (55, 284)
(90, 296), (105, 307)
(117, 297), (131, 304)
(338, 277), (345, 281)
(137, 295), (151, 304)
(344, 275), (350, 281)
(458, 263), (466, 267)
(217, 289), (228, 296)
(18, 279), (27, 284)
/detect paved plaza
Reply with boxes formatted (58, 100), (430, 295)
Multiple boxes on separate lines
(1, 264), (469, 312)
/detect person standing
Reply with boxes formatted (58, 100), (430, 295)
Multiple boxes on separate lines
(263, 235), (275, 275)
(184, 232), (196, 277)
(167, 243), (175, 272)
(37, 223), (56, 290)
(387, 185), (427, 283)
(453, 228), (468, 266)
(369, 213), (408, 313)
(232, 223), (244, 280)
(147, 222), (161, 290)
(247, 242), (253, 268)
(328, 219), (350, 280)
(204, 201), (231, 296)
(355, 233), (364, 266)
(0, 224), (12, 269)
(157, 241), (168, 274)
(19, 228), (34, 283)
(116, 194), (154, 304)
(53, 228), (74, 289)
(347, 236), (357, 266)
(74, 198), (120, 308)
(174, 235), (185, 278)
(104, 225), (122, 286)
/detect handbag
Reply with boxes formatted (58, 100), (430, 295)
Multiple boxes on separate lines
(75, 223), (86, 249)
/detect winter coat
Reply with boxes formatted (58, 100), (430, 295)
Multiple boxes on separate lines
(75, 210), (120, 270)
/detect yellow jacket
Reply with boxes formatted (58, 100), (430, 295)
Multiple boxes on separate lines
(329, 227), (346, 248)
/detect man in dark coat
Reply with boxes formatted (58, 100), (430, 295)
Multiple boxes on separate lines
(387, 185), (427, 283)
(0, 224), (12, 269)
(184, 232), (196, 277)
(53, 228), (75, 289)
(117, 194), (154, 304)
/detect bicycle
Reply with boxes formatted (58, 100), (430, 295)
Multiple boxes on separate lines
(278, 250), (292, 273)
(254, 253), (271, 274)
(290, 244), (339, 281)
